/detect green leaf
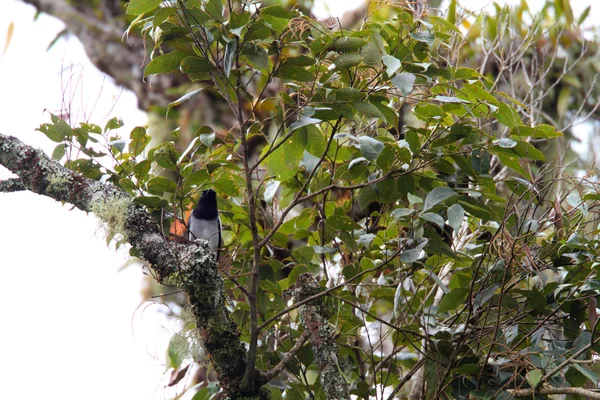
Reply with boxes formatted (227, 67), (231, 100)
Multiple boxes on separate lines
(461, 83), (499, 106)
(423, 186), (456, 211)
(407, 192), (423, 206)
(224, 40), (237, 78)
(493, 102), (522, 128)
(166, 333), (188, 369)
(423, 269), (449, 293)
(471, 149), (490, 174)
(420, 212), (445, 229)
(382, 55), (401, 76)
(358, 186), (378, 210)
(410, 31), (435, 45)
(334, 37), (367, 52)
(493, 138), (517, 148)
(181, 56), (213, 80)
(266, 134), (304, 180)
(359, 136), (384, 161)
(242, 43), (268, 70)
(134, 160), (151, 181)
(213, 179), (239, 196)
(282, 56), (315, 67)
(360, 32), (385, 68)
(145, 51), (187, 76)
(578, 5), (591, 26)
(438, 288), (468, 313)
(335, 87), (364, 102)
(147, 176), (177, 195)
(109, 139), (127, 153)
(168, 88), (205, 114)
(572, 363), (600, 384)
(204, 0), (224, 21)
(153, 142), (179, 170)
(299, 150), (320, 173)
(264, 180), (280, 204)
(354, 101), (384, 119)
(289, 117), (321, 133)
(127, 0), (161, 16)
(392, 208), (415, 221)
(129, 126), (149, 156)
(391, 73), (416, 96)
(434, 95), (470, 103)
(510, 124), (562, 139)
(279, 65), (313, 82)
(260, 5), (298, 18)
(400, 239), (428, 263)
(414, 104), (443, 120)
(326, 215), (358, 230)
(349, 157), (369, 169)
(447, 0), (456, 24)
(526, 370), (542, 388)
(200, 133), (215, 148)
(104, 117), (124, 132)
(447, 204), (464, 232)
(133, 195), (166, 209)
(52, 144), (66, 160)
(458, 199), (494, 221)
(37, 124), (63, 142)
(334, 53), (362, 69)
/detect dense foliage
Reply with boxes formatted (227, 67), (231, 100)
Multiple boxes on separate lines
(32, 0), (600, 398)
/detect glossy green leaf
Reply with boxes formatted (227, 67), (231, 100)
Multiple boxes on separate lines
(354, 102), (384, 119)
(423, 186), (457, 211)
(391, 73), (416, 96)
(326, 215), (358, 230)
(382, 55), (401, 76)
(127, 0), (161, 16)
(359, 136), (384, 161)
(264, 180), (280, 204)
(334, 37), (367, 52)
(447, 203), (464, 232)
(145, 51), (187, 76)
(242, 43), (268, 70)
(153, 142), (179, 170)
(224, 41), (237, 78)
(335, 53), (362, 69)
(289, 117), (321, 133)
(438, 288), (468, 313)
(147, 176), (177, 194)
(129, 126), (149, 157)
(526, 370), (542, 388)
(420, 212), (445, 229)
(52, 144), (66, 160)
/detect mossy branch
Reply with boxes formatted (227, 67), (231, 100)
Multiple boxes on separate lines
(0, 133), (265, 398)
(294, 273), (350, 400)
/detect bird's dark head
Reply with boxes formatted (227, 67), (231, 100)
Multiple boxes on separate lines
(192, 188), (218, 219)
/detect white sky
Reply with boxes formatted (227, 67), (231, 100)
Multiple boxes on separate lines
(0, 0), (598, 399)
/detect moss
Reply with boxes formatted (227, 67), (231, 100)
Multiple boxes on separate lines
(89, 193), (132, 246)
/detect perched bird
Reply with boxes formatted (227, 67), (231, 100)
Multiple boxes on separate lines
(188, 189), (222, 261)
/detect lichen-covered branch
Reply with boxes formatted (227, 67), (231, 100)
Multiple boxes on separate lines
(0, 132), (264, 398)
(294, 273), (349, 400)
(508, 387), (600, 399)
(0, 177), (26, 192)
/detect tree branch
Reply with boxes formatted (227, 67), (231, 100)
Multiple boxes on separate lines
(294, 273), (349, 400)
(0, 133), (265, 397)
(508, 387), (600, 399)
(262, 330), (310, 381)
(0, 178), (26, 192)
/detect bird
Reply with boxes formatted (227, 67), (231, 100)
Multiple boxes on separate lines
(188, 188), (222, 261)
